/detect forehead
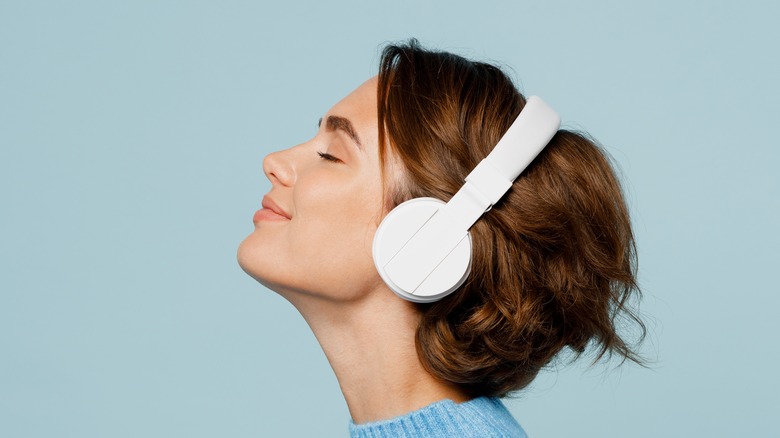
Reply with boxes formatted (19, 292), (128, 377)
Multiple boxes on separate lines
(326, 77), (379, 144)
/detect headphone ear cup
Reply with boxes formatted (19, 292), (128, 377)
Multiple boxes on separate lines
(372, 197), (472, 303)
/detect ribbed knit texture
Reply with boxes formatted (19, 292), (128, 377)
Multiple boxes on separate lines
(348, 396), (528, 437)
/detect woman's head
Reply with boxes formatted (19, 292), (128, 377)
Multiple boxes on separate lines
(238, 38), (644, 398)
(376, 40), (644, 397)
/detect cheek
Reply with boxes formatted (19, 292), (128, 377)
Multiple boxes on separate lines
(292, 175), (380, 256)
(287, 173), (383, 285)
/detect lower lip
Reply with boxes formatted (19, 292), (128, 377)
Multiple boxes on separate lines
(253, 208), (290, 223)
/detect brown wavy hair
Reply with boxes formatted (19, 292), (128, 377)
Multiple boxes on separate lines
(376, 39), (646, 398)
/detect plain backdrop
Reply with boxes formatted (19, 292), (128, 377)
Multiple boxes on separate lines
(2, 1), (778, 437)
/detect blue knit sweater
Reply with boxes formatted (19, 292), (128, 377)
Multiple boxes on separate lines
(348, 396), (528, 437)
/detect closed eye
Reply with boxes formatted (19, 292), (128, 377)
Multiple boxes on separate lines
(317, 151), (342, 163)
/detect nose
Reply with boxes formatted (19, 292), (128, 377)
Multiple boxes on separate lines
(263, 148), (296, 187)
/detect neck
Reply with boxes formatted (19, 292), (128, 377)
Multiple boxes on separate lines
(287, 287), (471, 424)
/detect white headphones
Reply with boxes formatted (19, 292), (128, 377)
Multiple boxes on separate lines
(372, 96), (561, 303)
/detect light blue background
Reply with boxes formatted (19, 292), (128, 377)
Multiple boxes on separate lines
(2, 1), (778, 437)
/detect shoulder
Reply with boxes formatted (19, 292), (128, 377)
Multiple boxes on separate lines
(349, 396), (528, 438)
(451, 397), (528, 438)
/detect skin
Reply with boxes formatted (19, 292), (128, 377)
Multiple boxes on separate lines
(237, 77), (471, 423)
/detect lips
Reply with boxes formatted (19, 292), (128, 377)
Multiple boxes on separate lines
(261, 196), (291, 219)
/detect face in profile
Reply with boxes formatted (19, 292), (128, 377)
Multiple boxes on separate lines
(237, 77), (392, 303)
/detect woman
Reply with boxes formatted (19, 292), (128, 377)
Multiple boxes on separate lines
(237, 39), (644, 437)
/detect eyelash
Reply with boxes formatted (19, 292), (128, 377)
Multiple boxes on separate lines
(317, 151), (342, 163)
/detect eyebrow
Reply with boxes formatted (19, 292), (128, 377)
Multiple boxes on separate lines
(318, 115), (363, 150)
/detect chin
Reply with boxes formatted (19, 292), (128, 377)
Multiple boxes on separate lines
(236, 233), (304, 298)
(236, 232), (267, 283)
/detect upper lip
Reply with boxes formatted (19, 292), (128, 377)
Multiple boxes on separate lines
(262, 196), (292, 219)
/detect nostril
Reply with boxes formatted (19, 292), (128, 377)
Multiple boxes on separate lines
(262, 152), (278, 180)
